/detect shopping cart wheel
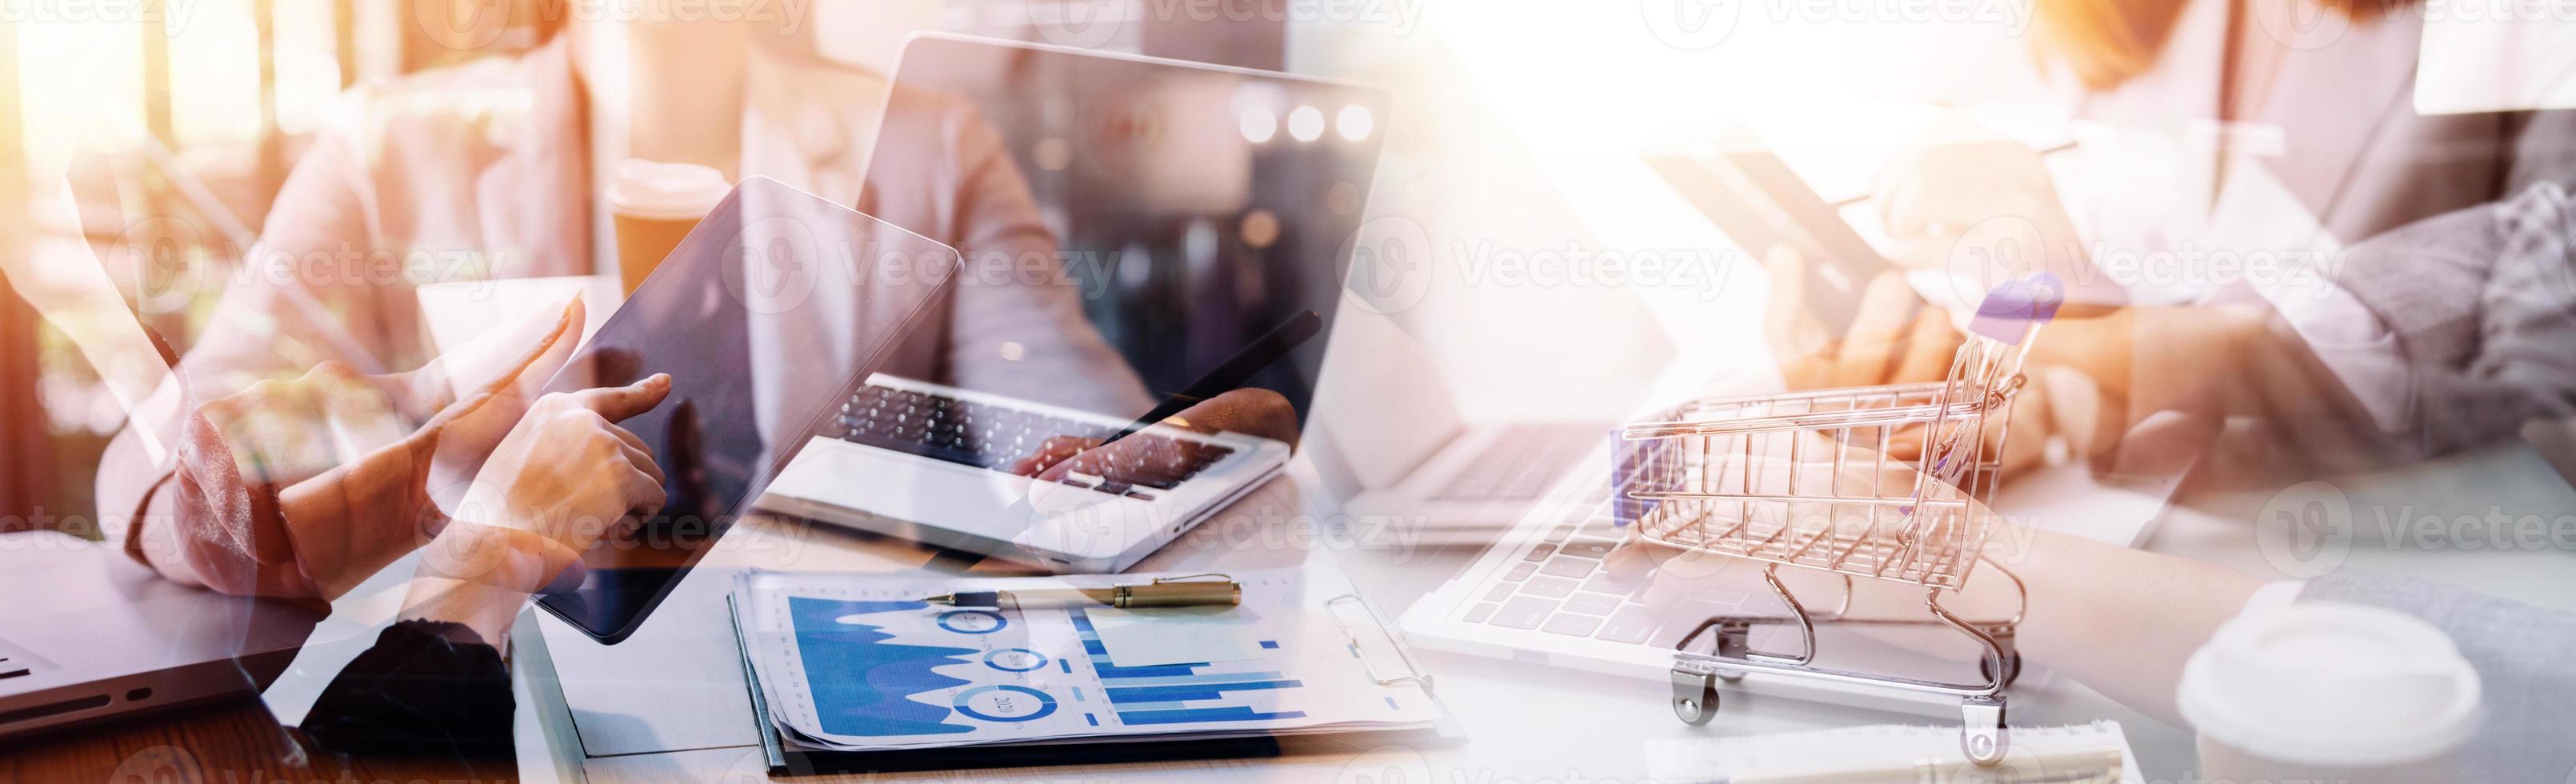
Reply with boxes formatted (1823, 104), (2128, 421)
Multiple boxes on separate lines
(1978, 650), (2023, 687)
(1670, 669), (1720, 726)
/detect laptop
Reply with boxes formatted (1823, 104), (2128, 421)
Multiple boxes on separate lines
(1397, 408), (2190, 714)
(0, 150), (327, 738)
(0, 531), (322, 739)
(1314, 308), (1610, 544)
(756, 34), (1390, 573)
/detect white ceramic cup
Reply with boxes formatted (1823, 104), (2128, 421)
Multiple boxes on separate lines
(2178, 602), (2482, 783)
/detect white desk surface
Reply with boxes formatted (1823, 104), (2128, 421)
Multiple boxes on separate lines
(496, 434), (2576, 784)
(411, 277), (2576, 782)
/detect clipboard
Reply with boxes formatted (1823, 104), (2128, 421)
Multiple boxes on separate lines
(726, 580), (1458, 775)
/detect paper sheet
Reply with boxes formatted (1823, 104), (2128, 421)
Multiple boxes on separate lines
(1086, 606), (1268, 667)
(1646, 721), (2144, 783)
(730, 566), (1439, 751)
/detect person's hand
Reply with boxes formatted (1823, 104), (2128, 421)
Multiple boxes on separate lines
(410, 298), (587, 506)
(1871, 120), (2084, 287)
(423, 374), (673, 596)
(1762, 245), (2052, 475)
(1764, 245), (1961, 391)
(1008, 387), (1299, 484)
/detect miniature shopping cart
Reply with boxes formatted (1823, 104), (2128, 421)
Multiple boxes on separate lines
(1617, 275), (2062, 766)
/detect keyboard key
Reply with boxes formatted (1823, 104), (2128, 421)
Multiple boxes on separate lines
(1581, 574), (1642, 596)
(1544, 526), (1578, 543)
(1124, 490), (1157, 501)
(1559, 537), (1618, 559)
(1464, 602), (1498, 623)
(1521, 575), (1577, 598)
(1538, 556), (1596, 579)
(1484, 583), (1515, 602)
(1490, 597), (1557, 630)
(1562, 592), (1620, 615)
(1594, 606), (1658, 644)
(1542, 613), (1603, 637)
(1502, 562), (1536, 582)
(1523, 544), (1557, 562)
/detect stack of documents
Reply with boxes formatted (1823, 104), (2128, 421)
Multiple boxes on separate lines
(727, 564), (1446, 762)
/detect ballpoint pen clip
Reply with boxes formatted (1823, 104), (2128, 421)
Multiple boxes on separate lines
(1144, 573), (1234, 586)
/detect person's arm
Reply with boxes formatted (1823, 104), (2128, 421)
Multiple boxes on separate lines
(134, 302), (586, 600)
(931, 99), (1155, 417)
(302, 376), (671, 757)
(2274, 183), (2576, 463)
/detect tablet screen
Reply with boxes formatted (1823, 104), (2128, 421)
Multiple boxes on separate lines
(534, 178), (959, 643)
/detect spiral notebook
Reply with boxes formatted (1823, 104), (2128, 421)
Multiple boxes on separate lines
(1645, 721), (2142, 783)
(726, 562), (1454, 774)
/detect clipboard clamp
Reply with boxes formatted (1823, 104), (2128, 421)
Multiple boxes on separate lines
(1325, 593), (1435, 693)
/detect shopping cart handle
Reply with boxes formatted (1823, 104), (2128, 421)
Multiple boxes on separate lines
(1967, 273), (2063, 343)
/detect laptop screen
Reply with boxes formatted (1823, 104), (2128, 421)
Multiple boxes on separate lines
(862, 34), (1390, 426)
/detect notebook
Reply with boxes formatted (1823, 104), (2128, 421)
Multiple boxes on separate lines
(1645, 721), (2142, 783)
(726, 562), (1452, 774)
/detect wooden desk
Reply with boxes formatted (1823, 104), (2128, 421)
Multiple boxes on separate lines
(3, 697), (512, 783)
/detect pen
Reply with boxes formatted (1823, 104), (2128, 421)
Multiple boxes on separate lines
(922, 574), (1242, 609)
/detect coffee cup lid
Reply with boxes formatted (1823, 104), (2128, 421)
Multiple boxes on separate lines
(2177, 602), (2481, 767)
(607, 159), (730, 220)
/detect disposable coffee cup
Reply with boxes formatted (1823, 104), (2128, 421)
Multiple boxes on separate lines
(607, 159), (730, 295)
(2178, 602), (2481, 783)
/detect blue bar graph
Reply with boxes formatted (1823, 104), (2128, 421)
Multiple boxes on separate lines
(1069, 609), (1310, 725)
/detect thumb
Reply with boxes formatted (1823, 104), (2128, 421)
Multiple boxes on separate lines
(570, 373), (672, 422)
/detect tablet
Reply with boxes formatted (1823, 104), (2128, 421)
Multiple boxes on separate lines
(533, 177), (960, 643)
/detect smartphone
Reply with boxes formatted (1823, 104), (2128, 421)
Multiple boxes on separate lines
(1645, 124), (1918, 334)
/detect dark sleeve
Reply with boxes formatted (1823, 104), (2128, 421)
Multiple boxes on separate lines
(299, 619), (514, 758)
(2301, 571), (2576, 782)
(2318, 184), (2576, 461)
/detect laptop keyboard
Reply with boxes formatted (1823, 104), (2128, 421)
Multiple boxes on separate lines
(1433, 422), (1602, 502)
(1459, 486), (1751, 648)
(833, 383), (1233, 499)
